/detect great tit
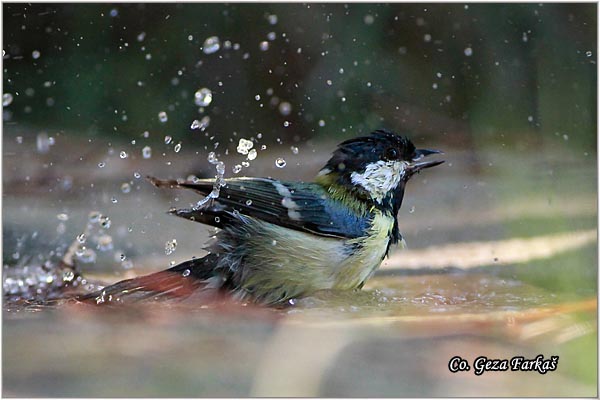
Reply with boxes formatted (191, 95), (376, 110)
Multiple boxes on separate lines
(81, 129), (443, 306)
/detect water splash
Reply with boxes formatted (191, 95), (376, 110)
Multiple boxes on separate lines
(202, 36), (220, 54)
(275, 158), (287, 168)
(165, 239), (178, 255)
(194, 88), (213, 107)
(237, 138), (254, 155)
(194, 152), (226, 210)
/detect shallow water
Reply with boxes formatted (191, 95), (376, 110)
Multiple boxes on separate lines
(3, 131), (597, 396)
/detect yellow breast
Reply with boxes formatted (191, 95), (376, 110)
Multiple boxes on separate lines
(333, 211), (395, 289)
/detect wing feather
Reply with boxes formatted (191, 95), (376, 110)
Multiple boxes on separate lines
(149, 176), (370, 239)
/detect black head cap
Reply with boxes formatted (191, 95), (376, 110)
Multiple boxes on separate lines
(318, 129), (443, 208)
(322, 129), (417, 176)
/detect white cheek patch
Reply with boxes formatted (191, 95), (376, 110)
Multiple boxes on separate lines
(272, 181), (302, 220)
(350, 160), (408, 203)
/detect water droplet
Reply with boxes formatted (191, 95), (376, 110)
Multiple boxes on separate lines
(409, 206), (415, 214)
(283, 121), (290, 127)
(202, 36), (220, 54)
(527, 115), (534, 122)
(268, 14), (278, 25)
(271, 240), (277, 246)
(89, 211), (101, 223)
(137, 32), (146, 42)
(158, 111), (168, 122)
(32, 50), (41, 59)
(164, 135), (172, 144)
(259, 41), (269, 51)
(165, 239), (177, 255)
(142, 146), (152, 159)
(241, 161), (250, 168)
(237, 138), (254, 155)
(275, 158), (287, 168)
(57, 213), (69, 221)
(214, 216), (220, 223)
(63, 270), (75, 282)
(290, 146), (299, 155)
(36, 132), (51, 153)
(278, 101), (292, 116)
(182, 269), (191, 277)
(119, 151), (128, 159)
(364, 14), (374, 25)
(77, 248), (97, 263)
(318, 119), (326, 127)
(233, 164), (242, 173)
(247, 148), (257, 160)
(586, 50), (593, 57)
(3, 93), (13, 106)
(199, 115), (211, 130)
(77, 233), (86, 243)
(100, 215), (111, 229)
(464, 47), (473, 56)
(98, 162), (105, 168)
(121, 182), (131, 197)
(174, 142), (182, 153)
(97, 235), (114, 251)
(111, 196), (118, 203)
(134, 172), (141, 179)
(267, 32), (276, 41)
(246, 199), (253, 206)
(194, 88), (213, 106)
(563, 134), (569, 141)
(216, 162), (225, 176)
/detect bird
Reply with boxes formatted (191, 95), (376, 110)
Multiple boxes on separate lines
(79, 129), (443, 306)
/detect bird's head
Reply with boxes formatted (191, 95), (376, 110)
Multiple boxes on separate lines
(317, 129), (444, 209)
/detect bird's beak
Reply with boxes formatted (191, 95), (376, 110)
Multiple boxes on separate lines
(407, 149), (445, 176)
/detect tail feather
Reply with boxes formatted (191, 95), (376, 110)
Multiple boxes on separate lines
(147, 176), (183, 189)
(76, 254), (220, 305)
(147, 175), (213, 196)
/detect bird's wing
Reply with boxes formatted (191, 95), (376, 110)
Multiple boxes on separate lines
(149, 176), (370, 239)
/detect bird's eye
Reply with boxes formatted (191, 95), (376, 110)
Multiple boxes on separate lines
(385, 147), (399, 160)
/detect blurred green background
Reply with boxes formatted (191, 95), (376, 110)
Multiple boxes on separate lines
(3, 3), (596, 149)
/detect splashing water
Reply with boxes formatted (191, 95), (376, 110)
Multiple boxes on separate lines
(275, 157), (287, 168)
(142, 146), (152, 159)
(190, 115), (210, 131)
(247, 148), (257, 161)
(165, 239), (178, 255)
(194, 88), (213, 107)
(237, 138), (253, 155)
(194, 152), (226, 210)
(202, 36), (220, 54)
(3, 93), (14, 106)
(2, 209), (125, 302)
